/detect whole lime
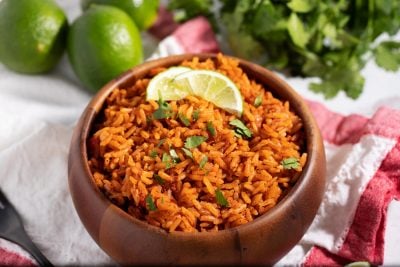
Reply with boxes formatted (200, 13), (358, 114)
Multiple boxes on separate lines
(0, 0), (68, 74)
(67, 5), (143, 92)
(81, 0), (159, 30)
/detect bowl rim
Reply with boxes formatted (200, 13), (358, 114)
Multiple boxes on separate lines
(74, 52), (323, 237)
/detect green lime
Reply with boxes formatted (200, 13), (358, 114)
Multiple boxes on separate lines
(81, 0), (159, 30)
(146, 69), (244, 117)
(67, 5), (143, 92)
(0, 0), (68, 74)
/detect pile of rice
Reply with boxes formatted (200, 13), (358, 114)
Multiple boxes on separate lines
(88, 54), (307, 232)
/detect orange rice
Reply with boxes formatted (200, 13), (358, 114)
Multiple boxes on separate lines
(88, 54), (307, 232)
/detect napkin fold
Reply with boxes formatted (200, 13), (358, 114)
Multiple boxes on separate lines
(1, 7), (399, 266)
(299, 105), (400, 266)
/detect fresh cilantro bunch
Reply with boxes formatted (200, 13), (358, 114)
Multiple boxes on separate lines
(167, 0), (217, 30)
(168, 0), (400, 99)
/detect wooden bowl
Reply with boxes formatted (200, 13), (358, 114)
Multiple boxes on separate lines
(68, 53), (326, 265)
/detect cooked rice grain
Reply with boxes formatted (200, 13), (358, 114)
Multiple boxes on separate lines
(88, 54), (307, 232)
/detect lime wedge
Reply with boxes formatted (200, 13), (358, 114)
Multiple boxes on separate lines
(146, 66), (192, 101)
(146, 68), (243, 117)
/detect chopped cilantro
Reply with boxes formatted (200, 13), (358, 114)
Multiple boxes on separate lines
(178, 113), (191, 126)
(181, 147), (193, 159)
(206, 121), (216, 137)
(199, 155), (208, 169)
(149, 150), (158, 158)
(192, 109), (200, 121)
(162, 152), (172, 169)
(146, 115), (153, 124)
(254, 95), (263, 107)
(153, 92), (172, 120)
(282, 157), (300, 170)
(169, 148), (181, 163)
(157, 138), (166, 148)
(374, 41), (400, 72)
(233, 131), (242, 138)
(145, 194), (157, 211)
(229, 119), (252, 138)
(215, 188), (229, 207)
(153, 174), (165, 185)
(184, 136), (207, 149)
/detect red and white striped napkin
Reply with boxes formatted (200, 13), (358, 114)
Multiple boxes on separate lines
(1, 8), (399, 266)
(297, 103), (400, 265)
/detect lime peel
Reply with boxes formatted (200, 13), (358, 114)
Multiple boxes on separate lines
(146, 68), (243, 117)
(146, 66), (192, 101)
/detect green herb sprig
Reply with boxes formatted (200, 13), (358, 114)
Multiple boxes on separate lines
(153, 174), (165, 185)
(254, 95), (262, 107)
(192, 109), (200, 121)
(215, 188), (229, 207)
(145, 194), (157, 211)
(229, 119), (252, 138)
(282, 157), (300, 170)
(149, 150), (158, 158)
(169, 148), (181, 163)
(153, 92), (172, 120)
(199, 155), (208, 169)
(184, 136), (207, 149)
(181, 147), (193, 159)
(178, 113), (191, 126)
(207, 121), (216, 137)
(162, 152), (173, 169)
(168, 0), (400, 99)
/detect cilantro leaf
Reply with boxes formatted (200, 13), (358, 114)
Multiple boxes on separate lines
(254, 95), (263, 107)
(178, 113), (191, 127)
(309, 59), (365, 99)
(199, 155), (208, 169)
(192, 109), (200, 121)
(149, 150), (158, 158)
(145, 194), (157, 211)
(162, 152), (173, 169)
(167, 0), (216, 30)
(184, 136), (207, 149)
(215, 188), (229, 207)
(206, 121), (216, 137)
(181, 147), (193, 159)
(287, 0), (316, 13)
(374, 41), (400, 71)
(153, 93), (172, 120)
(169, 148), (181, 163)
(229, 119), (252, 138)
(282, 157), (300, 170)
(287, 12), (310, 48)
(153, 174), (165, 185)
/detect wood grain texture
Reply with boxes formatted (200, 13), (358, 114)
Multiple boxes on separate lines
(68, 53), (326, 265)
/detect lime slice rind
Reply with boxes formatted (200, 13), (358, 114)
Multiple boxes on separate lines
(146, 68), (243, 117)
(146, 66), (192, 101)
